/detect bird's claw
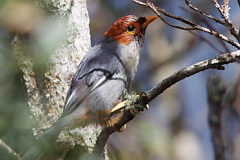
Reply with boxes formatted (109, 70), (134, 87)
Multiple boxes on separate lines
(145, 104), (149, 109)
(114, 124), (127, 132)
(111, 100), (128, 113)
(111, 94), (149, 113)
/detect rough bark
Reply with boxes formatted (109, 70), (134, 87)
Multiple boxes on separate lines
(12, 0), (106, 159)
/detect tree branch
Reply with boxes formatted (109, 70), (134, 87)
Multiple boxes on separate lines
(132, 0), (240, 49)
(212, 0), (240, 42)
(147, 50), (239, 102)
(12, 35), (44, 126)
(94, 50), (240, 154)
(0, 139), (21, 160)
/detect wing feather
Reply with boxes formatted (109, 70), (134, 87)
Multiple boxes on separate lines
(62, 44), (126, 116)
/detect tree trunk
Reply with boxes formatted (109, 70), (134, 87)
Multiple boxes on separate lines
(13, 0), (107, 159)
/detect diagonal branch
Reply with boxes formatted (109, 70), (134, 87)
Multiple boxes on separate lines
(93, 50), (240, 155)
(0, 139), (21, 160)
(146, 50), (240, 101)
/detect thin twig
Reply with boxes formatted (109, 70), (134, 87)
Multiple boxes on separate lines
(132, 0), (240, 49)
(201, 18), (231, 53)
(212, 0), (240, 42)
(0, 139), (21, 160)
(132, 0), (197, 27)
(189, 31), (224, 54)
(180, 6), (231, 53)
(185, 0), (225, 25)
(148, 3), (197, 30)
(195, 25), (240, 49)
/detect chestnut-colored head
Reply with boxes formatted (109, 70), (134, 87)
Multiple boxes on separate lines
(104, 15), (157, 45)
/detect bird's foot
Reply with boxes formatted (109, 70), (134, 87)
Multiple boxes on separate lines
(111, 93), (149, 114)
(114, 124), (127, 132)
(111, 100), (129, 113)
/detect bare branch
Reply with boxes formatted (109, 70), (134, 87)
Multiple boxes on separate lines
(132, 0), (240, 49)
(146, 50), (240, 101)
(0, 139), (21, 160)
(132, 0), (197, 28)
(196, 26), (240, 49)
(212, 0), (240, 42)
(94, 50), (240, 154)
(147, 2), (197, 27)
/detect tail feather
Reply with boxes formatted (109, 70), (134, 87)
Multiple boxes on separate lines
(22, 119), (67, 160)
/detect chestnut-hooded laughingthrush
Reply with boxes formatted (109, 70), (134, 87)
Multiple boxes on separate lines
(22, 15), (157, 160)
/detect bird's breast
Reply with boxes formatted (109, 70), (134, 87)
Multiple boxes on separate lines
(117, 41), (141, 81)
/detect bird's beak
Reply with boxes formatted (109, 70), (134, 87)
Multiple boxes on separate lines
(142, 16), (157, 28)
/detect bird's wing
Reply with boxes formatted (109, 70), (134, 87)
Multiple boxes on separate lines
(62, 52), (124, 116)
(63, 70), (113, 115)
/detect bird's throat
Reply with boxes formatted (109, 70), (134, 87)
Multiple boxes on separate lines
(117, 41), (141, 82)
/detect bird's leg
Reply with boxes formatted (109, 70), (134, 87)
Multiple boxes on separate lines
(109, 100), (127, 132)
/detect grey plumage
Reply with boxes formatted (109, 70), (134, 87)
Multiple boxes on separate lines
(22, 37), (141, 160)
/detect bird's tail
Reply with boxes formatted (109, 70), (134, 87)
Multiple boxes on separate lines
(22, 118), (68, 160)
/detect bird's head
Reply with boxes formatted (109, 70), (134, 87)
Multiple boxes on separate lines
(104, 15), (157, 46)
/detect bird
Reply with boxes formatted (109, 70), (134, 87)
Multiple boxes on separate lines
(22, 15), (157, 160)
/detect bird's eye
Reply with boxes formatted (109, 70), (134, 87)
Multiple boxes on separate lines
(127, 26), (135, 32)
